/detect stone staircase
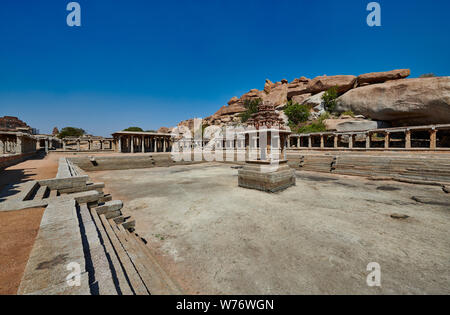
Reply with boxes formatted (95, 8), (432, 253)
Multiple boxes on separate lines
(15, 158), (182, 295)
(289, 153), (450, 186)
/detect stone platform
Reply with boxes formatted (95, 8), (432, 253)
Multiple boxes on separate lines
(238, 160), (296, 193)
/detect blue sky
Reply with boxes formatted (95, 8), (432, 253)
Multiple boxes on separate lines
(0, 0), (449, 136)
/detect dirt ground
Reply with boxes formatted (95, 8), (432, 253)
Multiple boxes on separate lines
(89, 163), (450, 295)
(0, 207), (45, 294)
(0, 153), (60, 295)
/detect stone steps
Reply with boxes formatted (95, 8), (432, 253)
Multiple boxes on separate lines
(78, 204), (133, 295)
(97, 213), (149, 295)
(87, 205), (135, 295)
(34, 185), (48, 200)
(109, 220), (181, 295)
(290, 153), (450, 185)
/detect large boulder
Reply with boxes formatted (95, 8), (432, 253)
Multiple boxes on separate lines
(291, 93), (312, 105)
(302, 92), (325, 110)
(336, 77), (450, 126)
(264, 83), (288, 108)
(287, 80), (309, 98)
(306, 75), (357, 94)
(357, 69), (410, 86)
(157, 127), (171, 133)
(323, 118), (387, 131)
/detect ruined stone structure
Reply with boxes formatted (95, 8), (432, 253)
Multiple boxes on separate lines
(112, 131), (172, 153)
(0, 131), (36, 155)
(288, 124), (450, 151)
(0, 116), (32, 133)
(35, 135), (62, 153)
(238, 102), (296, 192)
(61, 136), (114, 152)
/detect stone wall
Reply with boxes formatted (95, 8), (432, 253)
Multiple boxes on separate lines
(0, 152), (36, 170)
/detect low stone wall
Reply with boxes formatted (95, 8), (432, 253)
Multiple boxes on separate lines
(67, 154), (204, 171)
(287, 152), (450, 185)
(0, 152), (36, 170)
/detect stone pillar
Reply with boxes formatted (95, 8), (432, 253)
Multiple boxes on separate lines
(405, 130), (411, 149)
(349, 135), (354, 149)
(77, 140), (80, 151)
(308, 136), (312, 149)
(430, 129), (437, 150)
(44, 139), (49, 153)
(334, 135), (338, 148)
(297, 137), (300, 148)
(141, 136), (145, 153)
(163, 138), (167, 152)
(320, 135), (324, 149)
(118, 137), (122, 153)
(365, 133), (371, 149)
(384, 132), (390, 149)
(16, 136), (23, 154)
(63, 140), (67, 151)
(0, 139), (4, 154)
(131, 136), (135, 153)
(153, 137), (157, 152)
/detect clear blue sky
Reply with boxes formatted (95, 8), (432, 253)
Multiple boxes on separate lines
(1, 0), (449, 136)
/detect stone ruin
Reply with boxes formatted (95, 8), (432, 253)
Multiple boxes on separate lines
(238, 101), (296, 193)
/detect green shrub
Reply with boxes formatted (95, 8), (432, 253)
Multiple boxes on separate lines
(296, 121), (326, 134)
(340, 110), (355, 117)
(295, 112), (330, 134)
(284, 101), (310, 125)
(419, 73), (435, 78)
(240, 98), (261, 123)
(58, 127), (85, 139)
(322, 87), (338, 112)
(123, 127), (144, 132)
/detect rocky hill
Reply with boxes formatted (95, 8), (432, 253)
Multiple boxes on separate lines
(173, 69), (450, 133)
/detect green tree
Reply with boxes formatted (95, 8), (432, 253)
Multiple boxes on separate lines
(240, 98), (262, 123)
(284, 101), (310, 125)
(296, 112), (329, 134)
(123, 127), (144, 132)
(58, 127), (85, 139)
(322, 87), (339, 112)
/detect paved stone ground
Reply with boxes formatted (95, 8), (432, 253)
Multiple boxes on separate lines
(90, 163), (450, 294)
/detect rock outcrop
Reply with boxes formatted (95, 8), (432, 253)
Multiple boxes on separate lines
(324, 119), (390, 132)
(306, 75), (357, 94)
(336, 77), (450, 126)
(357, 69), (410, 86)
(170, 68), (450, 133)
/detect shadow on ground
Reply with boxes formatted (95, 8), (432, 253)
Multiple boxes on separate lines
(0, 152), (47, 202)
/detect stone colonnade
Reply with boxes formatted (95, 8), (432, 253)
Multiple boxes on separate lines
(0, 132), (37, 155)
(288, 124), (450, 150)
(61, 138), (114, 152)
(114, 134), (172, 153)
(36, 137), (62, 153)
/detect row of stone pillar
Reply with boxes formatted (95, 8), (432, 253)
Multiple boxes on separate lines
(0, 135), (37, 155)
(117, 136), (171, 153)
(0, 138), (17, 154)
(62, 139), (114, 151)
(289, 129), (439, 150)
